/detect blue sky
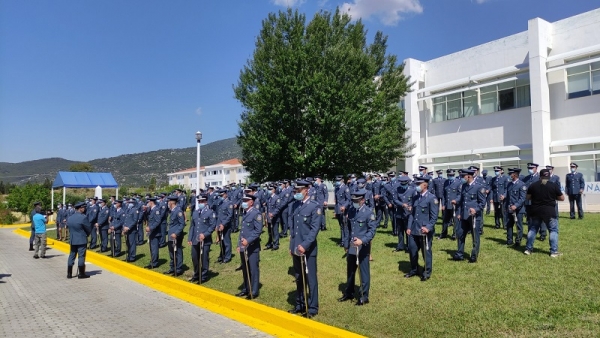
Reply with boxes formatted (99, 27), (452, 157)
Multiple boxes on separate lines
(1, 0), (598, 163)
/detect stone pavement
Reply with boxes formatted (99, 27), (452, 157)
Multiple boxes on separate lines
(0, 229), (271, 338)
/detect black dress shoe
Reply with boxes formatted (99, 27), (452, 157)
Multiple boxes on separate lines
(222, 259), (231, 264)
(265, 244), (273, 250)
(570, 217), (576, 220)
(144, 265), (155, 269)
(163, 270), (174, 275)
(272, 246), (279, 251)
(452, 256), (464, 261)
(539, 236), (546, 241)
(235, 265), (243, 271)
(468, 257), (477, 263)
(288, 308), (305, 314)
(420, 276), (429, 282)
(304, 312), (317, 319)
(246, 294), (258, 300)
(217, 257), (223, 263)
(494, 225), (500, 229)
(355, 298), (369, 306)
(404, 272), (417, 278)
(235, 291), (248, 297)
(338, 295), (353, 302)
(188, 277), (199, 283)
(159, 244), (167, 248)
(393, 248), (404, 253)
(450, 235), (456, 240)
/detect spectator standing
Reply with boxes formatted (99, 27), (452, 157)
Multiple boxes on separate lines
(32, 209), (48, 259)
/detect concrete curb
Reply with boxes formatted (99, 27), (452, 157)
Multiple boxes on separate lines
(0, 222), (56, 229)
(13, 228), (364, 338)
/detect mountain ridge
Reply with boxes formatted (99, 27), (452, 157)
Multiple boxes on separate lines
(0, 137), (242, 187)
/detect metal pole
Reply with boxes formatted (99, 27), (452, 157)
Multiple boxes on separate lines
(63, 187), (66, 205)
(196, 137), (200, 209)
(51, 189), (54, 223)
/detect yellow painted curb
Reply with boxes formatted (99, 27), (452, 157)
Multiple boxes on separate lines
(13, 228), (364, 338)
(0, 222), (56, 229)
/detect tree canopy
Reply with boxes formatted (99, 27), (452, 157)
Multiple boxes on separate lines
(234, 8), (412, 181)
(69, 162), (94, 172)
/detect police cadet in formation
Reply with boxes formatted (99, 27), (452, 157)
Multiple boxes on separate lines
(123, 198), (140, 262)
(87, 197), (99, 250)
(524, 168), (565, 257)
(439, 169), (461, 240)
(189, 189), (197, 214)
(314, 175), (329, 231)
(175, 189), (187, 221)
(490, 166), (509, 229)
(433, 169), (446, 206)
(265, 185), (282, 250)
(338, 189), (377, 305)
(505, 168), (526, 246)
(145, 197), (162, 269)
(164, 196), (185, 276)
(58, 203), (68, 241)
(334, 175), (351, 247)
(287, 180), (322, 318)
(67, 202), (92, 279)
(380, 175), (391, 228)
(523, 163), (540, 224)
(392, 176), (415, 252)
(110, 200), (126, 256)
(136, 198), (147, 246)
(279, 180), (294, 237)
(188, 194), (216, 283)
(354, 178), (374, 207)
(55, 203), (63, 240)
(371, 173), (384, 226)
(468, 166), (486, 235)
(29, 202), (41, 251)
(482, 170), (493, 215)
(96, 199), (110, 252)
(405, 177), (438, 281)
(453, 169), (486, 263)
(236, 194), (262, 299)
(215, 189), (234, 263)
(381, 172), (398, 236)
(157, 193), (169, 248)
(566, 162), (585, 219)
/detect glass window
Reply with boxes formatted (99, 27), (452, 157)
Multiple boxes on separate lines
(592, 70), (600, 95)
(567, 64), (590, 75)
(571, 155), (594, 161)
(480, 89), (497, 114)
(498, 81), (515, 111)
(463, 91), (478, 117)
(592, 61), (600, 71)
(446, 93), (462, 120)
(568, 72), (591, 99)
(570, 143), (594, 151)
(576, 160), (595, 183)
(433, 97), (446, 122)
(516, 85), (530, 107)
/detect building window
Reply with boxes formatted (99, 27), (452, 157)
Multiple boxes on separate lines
(226, 170), (230, 174)
(481, 78), (530, 115)
(567, 59), (600, 99)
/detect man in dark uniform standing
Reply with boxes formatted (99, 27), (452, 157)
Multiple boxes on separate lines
(338, 189), (377, 305)
(453, 169), (486, 263)
(392, 176), (415, 251)
(67, 202), (92, 279)
(145, 197), (162, 269)
(215, 189), (234, 263)
(97, 199), (110, 252)
(405, 178), (438, 281)
(236, 194), (263, 299)
(439, 169), (461, 240)
(165, 196), (185, 276)
(87, 197), (99, 249)
(123, 198), (139, 262)
(506, 168), (527, 246)
(334, 175), (351, 247)
(566, 162), (585, 219)
(490, 166), (509, 229)
(287, 180), (322, 317)
(110, 200), (126, 256)
(188, 194), (216, 283)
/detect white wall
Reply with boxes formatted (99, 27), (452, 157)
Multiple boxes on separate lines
(549, 79), (600, 142)
(423, 106), (532, 155)
(548, 9), (600, 57)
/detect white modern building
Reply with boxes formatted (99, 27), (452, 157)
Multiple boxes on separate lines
(167, 158), (251, 190)
(402, 8), (600, 205)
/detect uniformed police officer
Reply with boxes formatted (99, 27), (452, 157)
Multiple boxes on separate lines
(215, 189), (234, 263)
(440, 169), (461, 240)
(188, 194), (216, 283)
(157, 193), (169, 248)
(145, 197), (161, 268)
(506, 168), (526, 246)
(468, 166), (485, 235)
(566, 162), (585, 219)
(136, 199), (147, 246)
(87, 197), (99, 249)
(392, 176), (415, 251)
(382, 172), (398, 236)
(338, 189), (377, 305)
(334, 175), (351, 247)
(490, 166), (509, 229)
(354, 178), (374, 207)
(122, 198), (140, 262)
(236, 194), (262, 299)
(287, 180), (322, 317)
(164, 196), (185, 276)
(67, 202), (92, 279)
(96, 199), (110, 252)
(266, 185), (282, 250)
(433, 169), (446, 206)
(109, 200), (126, 256)
(314, 175), (329, 231)
(482, 169), (493, 215)
(453, 169), (486, 263)
(405, 178), (438, 281)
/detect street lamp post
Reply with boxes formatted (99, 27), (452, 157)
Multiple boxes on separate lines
(196, 131), (202, 209)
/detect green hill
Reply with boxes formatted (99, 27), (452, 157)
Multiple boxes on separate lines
(0, 137), (241, 187)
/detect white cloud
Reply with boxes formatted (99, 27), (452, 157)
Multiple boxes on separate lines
(195, 107), (202, 117)
(271, 0), (305, 7)
(341, 0), (423, 26)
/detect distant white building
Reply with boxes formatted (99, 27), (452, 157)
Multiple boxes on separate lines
(402, 8), (600, 205)
(167, 158), (250, 190)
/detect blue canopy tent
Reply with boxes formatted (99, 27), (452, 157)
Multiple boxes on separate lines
(51, 171), (119, 208)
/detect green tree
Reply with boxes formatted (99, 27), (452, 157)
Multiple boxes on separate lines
(69, 162), (94, 172)
(234, 8), (412, 181)
(6, 183), (51, 221)
(148, 177), (157, 192)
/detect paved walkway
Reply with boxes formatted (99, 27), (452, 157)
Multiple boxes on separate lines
(0, 229), (271, 338)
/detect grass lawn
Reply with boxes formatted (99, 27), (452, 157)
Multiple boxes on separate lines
(45, 212), (600, 337)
